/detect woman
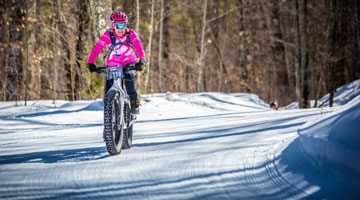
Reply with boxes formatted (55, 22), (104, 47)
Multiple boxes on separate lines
(87, 11), (146, 114)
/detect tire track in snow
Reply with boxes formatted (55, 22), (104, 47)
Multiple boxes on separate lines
(240, 141), (302, 199)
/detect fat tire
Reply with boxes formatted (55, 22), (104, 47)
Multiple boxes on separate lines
(122, 124), (133, 149)
(122, 100), (133, 149)
(103, 90), (124, 155)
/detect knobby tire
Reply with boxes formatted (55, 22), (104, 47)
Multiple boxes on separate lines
(103, 90), (124, 155)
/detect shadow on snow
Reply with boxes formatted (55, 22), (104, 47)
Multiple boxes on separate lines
(133, 121), (305, 148)
(0, 146), (108, 164)
(12, 101), (104, 118)
(278, 138), (360, 199)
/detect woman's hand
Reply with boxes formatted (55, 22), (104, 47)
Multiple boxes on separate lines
(87, 63), (98, 73)
(135, 60), (146, 71)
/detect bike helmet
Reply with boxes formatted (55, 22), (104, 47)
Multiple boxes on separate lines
(110, 12), (128, 23)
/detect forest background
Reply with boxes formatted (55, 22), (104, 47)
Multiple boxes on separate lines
(1, 0), (359, 108)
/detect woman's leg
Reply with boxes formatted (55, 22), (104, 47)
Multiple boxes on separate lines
(124, 70), (139, 113)
(124, 71), (137, 101)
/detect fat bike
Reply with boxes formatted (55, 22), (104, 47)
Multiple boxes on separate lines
(93, 64), (140, 155)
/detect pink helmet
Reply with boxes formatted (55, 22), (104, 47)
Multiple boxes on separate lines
(110, 12), (128, 23)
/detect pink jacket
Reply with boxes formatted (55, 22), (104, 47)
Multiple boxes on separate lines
(88, 29), (146, 67)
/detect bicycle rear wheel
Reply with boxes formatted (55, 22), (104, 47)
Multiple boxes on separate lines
(122, 99), (133, 149)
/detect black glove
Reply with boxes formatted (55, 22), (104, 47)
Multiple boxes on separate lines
(135, 60), (146, 71)
(87, 63), (97, 73)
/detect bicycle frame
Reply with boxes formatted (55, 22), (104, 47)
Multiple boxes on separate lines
(109, 78), (126, 129)
(101, 65), (137, 128)
(106, 65), (136, 125)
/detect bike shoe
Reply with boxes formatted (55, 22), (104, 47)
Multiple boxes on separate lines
(131, 99), (140, 114)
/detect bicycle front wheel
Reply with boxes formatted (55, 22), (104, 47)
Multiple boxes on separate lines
(103, 90), (124, 155)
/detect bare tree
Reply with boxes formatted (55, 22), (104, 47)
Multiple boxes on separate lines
(158, 0), (164, 92)
(144, 0), (154, 92)
(136, 0), (140, 33)
(0, 0), (9, 101)
(31, 0), (42, 100)
(299, 0), (309, 108)
(7, 0), (25, 101)
(74, 0), (88, 100)
(89, 0), (112, 46)
(294, 0), (302, 107)
(197, 0), (208, 92)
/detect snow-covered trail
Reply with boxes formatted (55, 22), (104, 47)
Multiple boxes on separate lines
(0, 93), (352, 199)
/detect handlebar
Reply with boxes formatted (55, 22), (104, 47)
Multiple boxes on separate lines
(95, 67), (107, 74)
(89, 63), (142, 74)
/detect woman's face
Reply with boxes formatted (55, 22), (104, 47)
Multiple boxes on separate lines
(113, 22), (127, 36)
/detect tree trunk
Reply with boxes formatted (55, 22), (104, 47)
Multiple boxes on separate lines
(158, 0), (164, 92)
(328, 0), (342, 107)
(74, 0), (88, 100)
(122, 0), (136, 27)
(31, 0), (42, 100)
(212, 1), (228, 92)
(236, 0), (248, 90)
(53, 24), (58, 103)
(162, 0), (170, 88)
(144, 0), (154, 92)
(263, 1), (276, 102)
(279, 5), (295, 97)
(271, 0), (289, 106)
(23, 1), (31, 106)
(90, 0), (111, 46)
(63, 0), (78, 101)
(7, 0), (25, 101)
(0, 0), (8, 101)
(329, 90), (334, 107)
(294, 0), (302, 108)
(197, 0), (208, 92)
(299, 0), (309, 108)
(135, 0), (140, 33)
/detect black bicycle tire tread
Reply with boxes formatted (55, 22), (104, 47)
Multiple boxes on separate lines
(103, 90), (122, 155)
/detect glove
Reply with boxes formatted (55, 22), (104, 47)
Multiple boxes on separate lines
(135, 60), (146, 71)
(87, 63), (97, 73)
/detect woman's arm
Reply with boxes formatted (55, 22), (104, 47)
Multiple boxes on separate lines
(129, 29), (146, 62)
(88, 30), (111, 64)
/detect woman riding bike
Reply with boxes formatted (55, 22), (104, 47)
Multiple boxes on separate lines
(87, 11), (146, 114)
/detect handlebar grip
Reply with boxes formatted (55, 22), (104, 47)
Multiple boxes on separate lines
(122, 64), (139, 71)
(133, 64), (142, 71)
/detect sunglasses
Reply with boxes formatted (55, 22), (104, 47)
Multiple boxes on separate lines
(113, 23), (127, 29)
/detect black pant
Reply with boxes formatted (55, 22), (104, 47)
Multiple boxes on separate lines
(105, 70), (137, 101)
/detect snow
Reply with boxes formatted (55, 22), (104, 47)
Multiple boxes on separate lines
(284, 79), (360, 109)
(1, 87), (359, 199)
(298, 95), (360, 185)
(318, 79), (360, 107)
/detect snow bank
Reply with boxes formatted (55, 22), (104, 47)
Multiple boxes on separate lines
(297, 95), (360, 183)
(139, 92), (268, 120)
(318, 79), (360, 107)
(285, 79), (360, 109)
(82, 101), (104, 111)
(0, 100), (67, 117)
